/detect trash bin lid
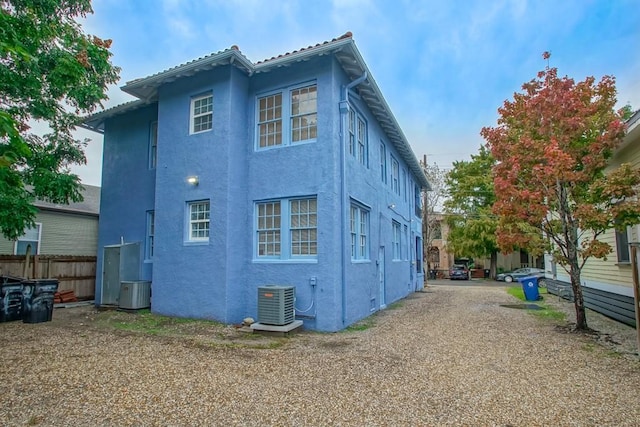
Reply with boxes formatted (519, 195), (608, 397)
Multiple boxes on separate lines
(517, 276), (539, 283)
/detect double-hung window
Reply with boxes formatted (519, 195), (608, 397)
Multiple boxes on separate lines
(350, 203), (369, 260)
(392, 221), (401, 260)
(188, 201), (210, 242)
(291, 85), (317, 142)
(615, 226), (630, 263)
(258, 93), (282, 147)
(257, 83), (317, 149)
(256, 197), (317, 259)
(190, 93), (213, 134)
(348, 107), (367, 166)
(379, 142), (387, 183)
(391, 157), (400, 195)
(14, 224), (41, 255)
(149, 121), (158, 169)
(146, 211), (155, 259)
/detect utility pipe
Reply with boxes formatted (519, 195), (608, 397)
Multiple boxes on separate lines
(339, 71), (368, 327)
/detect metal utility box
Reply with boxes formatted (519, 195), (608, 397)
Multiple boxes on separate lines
(101, 243), (141, 306)
(119, 281), (151, 310)
(257, 285), (295, 326)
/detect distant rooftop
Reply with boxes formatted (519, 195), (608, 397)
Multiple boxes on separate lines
(35, 184), (100, 216)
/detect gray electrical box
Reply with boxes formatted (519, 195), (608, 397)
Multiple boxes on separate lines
(119, 281), (151, 310)
(257, 285), (295, 325)
(101, 243), (140, 306)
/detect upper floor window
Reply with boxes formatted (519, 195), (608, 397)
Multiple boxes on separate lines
(188, 200), (210, 242)
(258, 93), (282, 147)
(379, 142), (387, 183)
(348, 107), (367, 166)
(14, 224), (41, 255)
(350, 203), (369, 260)
(391, 157), (400, 195)
(414, 184), (422, 217)
(191, 94), (213, 134)
(256, 197), (317, 259)
(348, 110), (356, 156)
(149, 121), (158, 169)
(291, 85), (317, 142)
(402, 169), (407, 201)
(257, 83), (317, 149)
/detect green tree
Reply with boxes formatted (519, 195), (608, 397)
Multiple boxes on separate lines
(0, 0), (119, 240)
(443, 145), (500, 277)
(482, 55), (640, 330)
(421, 159), (447, 273)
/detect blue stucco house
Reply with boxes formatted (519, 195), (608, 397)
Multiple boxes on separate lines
(83, 32), (430, 331)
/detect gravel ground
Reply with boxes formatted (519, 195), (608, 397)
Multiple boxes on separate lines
(1, 283), (639, 426)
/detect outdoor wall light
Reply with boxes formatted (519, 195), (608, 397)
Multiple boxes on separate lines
(388, 203), (396, 209)
(187, 176), (199, 185)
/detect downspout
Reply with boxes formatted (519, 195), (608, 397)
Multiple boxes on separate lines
(339, 72), (368, 326)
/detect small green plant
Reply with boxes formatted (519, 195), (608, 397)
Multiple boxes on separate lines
(343, 317), (376, 332)
(27, 415), (42, 426)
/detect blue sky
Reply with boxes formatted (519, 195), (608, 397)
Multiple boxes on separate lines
(73, 0), (640, 186)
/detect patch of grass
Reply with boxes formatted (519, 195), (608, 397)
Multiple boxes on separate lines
(506, 286), (566, 322)
(387, 301), (404, 310)
(99, 310), (221, 336)
(343, 316), (376, 332)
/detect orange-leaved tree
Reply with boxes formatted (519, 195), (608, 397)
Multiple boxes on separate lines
(482, 54), (640, 330)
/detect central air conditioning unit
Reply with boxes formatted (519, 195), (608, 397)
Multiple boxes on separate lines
(257, 285), (295, 326)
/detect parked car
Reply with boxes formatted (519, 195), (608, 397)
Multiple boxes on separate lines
(449, 264), (469, 280)
(496, 268), (545, 285)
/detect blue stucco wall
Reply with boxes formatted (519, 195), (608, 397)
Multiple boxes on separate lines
(96, 56), (424, 331)
(150, 66), (238, 322)
(95, 103), (157, 304)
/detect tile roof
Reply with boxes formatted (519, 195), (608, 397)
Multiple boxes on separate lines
(255, 32), (352, 65)
(82, 33), (429, 189)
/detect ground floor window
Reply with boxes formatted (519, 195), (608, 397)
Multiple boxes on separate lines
(15, 224), (41, 255)
(350, 203), (369, 260)
(256, 196), (317, 259)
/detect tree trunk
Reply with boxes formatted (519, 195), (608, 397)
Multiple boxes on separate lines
(490, 251), (498, 279)
(558, 180), (588, 330)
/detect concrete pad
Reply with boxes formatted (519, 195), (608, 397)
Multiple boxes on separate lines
(250, 320), (303, 336)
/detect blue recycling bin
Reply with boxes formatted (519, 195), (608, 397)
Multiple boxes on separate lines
(518, 276), (540, 301)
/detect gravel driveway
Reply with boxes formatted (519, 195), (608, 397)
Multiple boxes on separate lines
(1, 283), (639, 426)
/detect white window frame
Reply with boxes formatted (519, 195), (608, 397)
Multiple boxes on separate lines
(347, 106), (367, 166)
(380, 141), (387, 183)
(190, 93), (213, 134)
(350, 203), (369, 261)
(255, 196), (317, 260)
(187, 200), (210, 242)
(392, 221), (401, 260)
(256, 82), (317, 150)
(149, 121), (158, 169)
(615, 226), (630, 263)
(146, 211), (155, 260)
(391, 157), (400, 195)
(14, 223), (42, 255)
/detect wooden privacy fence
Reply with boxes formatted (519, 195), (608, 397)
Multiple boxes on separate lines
(0, 255), (96, 299)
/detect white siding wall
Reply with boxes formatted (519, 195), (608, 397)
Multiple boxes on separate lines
(0, 211), (98, 256)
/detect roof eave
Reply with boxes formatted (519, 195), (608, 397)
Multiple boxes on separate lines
(121, 50), (254, 101)
(80, 99), (149, 133)
(335, 43), (430, 189)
